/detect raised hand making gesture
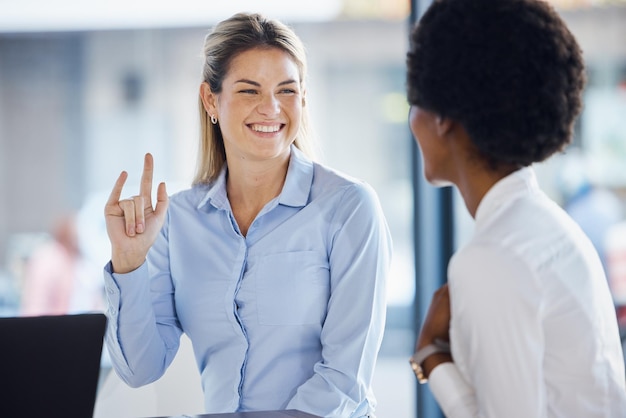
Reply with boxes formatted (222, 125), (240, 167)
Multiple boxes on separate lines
(104, 153), (169, 274)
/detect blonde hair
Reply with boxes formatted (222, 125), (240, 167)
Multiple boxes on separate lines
(193, 12), (316, 185)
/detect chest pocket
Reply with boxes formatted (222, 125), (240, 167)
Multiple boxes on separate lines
(255, 251), (330, 326)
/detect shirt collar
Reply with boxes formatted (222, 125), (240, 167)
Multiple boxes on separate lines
(278, 145), (314, 208)
(196, 145), (314, 211)
(474, 166), (539, 228)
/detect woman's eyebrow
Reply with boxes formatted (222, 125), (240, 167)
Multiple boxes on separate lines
(234, 79), (297, 86)
(234, 79), (260, 86)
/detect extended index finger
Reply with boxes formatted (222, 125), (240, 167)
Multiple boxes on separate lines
(105, 170), (129, 208)
(139, 153), (154, 203)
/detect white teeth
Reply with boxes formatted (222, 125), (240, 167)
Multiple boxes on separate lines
(251, 124), (280, 133)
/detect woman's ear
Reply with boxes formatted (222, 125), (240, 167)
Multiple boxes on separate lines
(199, 82), (217, 115)
(435, 115), (454, 137)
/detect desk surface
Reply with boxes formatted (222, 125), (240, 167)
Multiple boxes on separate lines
(162, 410), (321, 418)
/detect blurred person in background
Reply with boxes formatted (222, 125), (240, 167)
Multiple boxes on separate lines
(102, 12), (392, 418)
(20, 212), (103, 316)
(406, 0), (626, 416)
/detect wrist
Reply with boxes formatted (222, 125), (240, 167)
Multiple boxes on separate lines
(409, 339), (452, 383)
(111, 253), (144, 274)
(422, 352), (453, 379)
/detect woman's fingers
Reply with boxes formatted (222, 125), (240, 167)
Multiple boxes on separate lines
(154, 182), (169, 220)
(118, 198), (137, 236)
(105, 171), (128, 216)
(105, 153), (169, 237)
(140, 153), (154, 202)
(132, 195), (145, 233)
(115, 195), (146, 236)
(417, 284), (451, 349)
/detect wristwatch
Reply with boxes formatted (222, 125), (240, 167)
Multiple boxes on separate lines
(409, 339), (451, 384)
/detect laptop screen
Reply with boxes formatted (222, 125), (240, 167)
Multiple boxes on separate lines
(0, 313), (107, 418)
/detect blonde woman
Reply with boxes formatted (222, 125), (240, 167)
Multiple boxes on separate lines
(103, 12), (392, 418)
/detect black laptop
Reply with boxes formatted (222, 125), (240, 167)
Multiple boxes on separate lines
(0, 312), (107, 418)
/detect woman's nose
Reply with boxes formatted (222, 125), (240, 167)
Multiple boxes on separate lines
(257, 94), (281, 117)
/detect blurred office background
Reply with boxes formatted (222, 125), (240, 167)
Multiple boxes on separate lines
(0, 0), (625, 417)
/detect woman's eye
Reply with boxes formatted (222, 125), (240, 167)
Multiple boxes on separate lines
(279, 88), (296, 94)
(239, 89), (258, 94)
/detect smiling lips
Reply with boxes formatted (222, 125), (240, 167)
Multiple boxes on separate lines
(250, 123), (282, 133)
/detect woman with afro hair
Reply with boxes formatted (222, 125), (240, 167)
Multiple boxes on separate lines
(407, 0), (626, 417)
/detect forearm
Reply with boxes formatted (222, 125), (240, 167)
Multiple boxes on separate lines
(103, 261), (180, 386)
(423, 352), (453, 379)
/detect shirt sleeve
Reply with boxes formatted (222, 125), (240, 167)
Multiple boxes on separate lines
(103, 214), (183, 387)
(429, 244), (546, 418)
(286, 183), (393, 418)
(429, 363), (477, 418)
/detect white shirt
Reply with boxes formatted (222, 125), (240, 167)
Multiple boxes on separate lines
(429, 167), (626, 418)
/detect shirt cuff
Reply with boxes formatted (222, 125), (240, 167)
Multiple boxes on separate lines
(103, 260), (151, 317)
(429, 362), (477, 418)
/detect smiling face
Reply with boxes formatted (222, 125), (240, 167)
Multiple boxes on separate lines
(201, 47), (304, 165)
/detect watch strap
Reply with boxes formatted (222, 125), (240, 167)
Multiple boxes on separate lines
(409, 339), (451, 383)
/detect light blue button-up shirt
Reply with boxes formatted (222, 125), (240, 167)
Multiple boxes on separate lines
(103, 146), (392, 417)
